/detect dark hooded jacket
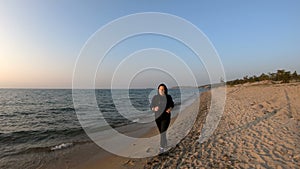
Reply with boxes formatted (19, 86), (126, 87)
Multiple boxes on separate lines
(150, 87), (174, 119)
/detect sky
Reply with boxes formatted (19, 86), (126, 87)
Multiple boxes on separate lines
(0, 0), (299, 88)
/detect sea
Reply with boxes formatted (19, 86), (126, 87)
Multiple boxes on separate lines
(0, 88), (202, 168)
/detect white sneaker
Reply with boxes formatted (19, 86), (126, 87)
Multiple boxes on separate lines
(159, 147), (165, 153)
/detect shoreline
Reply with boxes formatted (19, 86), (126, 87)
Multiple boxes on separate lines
(33, 91), (201, 169)
(78, 92), (209, 169)
(8, 82), (299, 168)
(77, 94), (202, 169)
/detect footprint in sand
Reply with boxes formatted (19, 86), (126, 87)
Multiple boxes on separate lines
(258, 104), (264, 109)
(146, 147), (155, 153)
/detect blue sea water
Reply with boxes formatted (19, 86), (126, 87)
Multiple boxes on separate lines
(0, 88), (201, 168)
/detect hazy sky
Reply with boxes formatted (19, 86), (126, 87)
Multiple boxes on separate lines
(1, 0), (299, 88)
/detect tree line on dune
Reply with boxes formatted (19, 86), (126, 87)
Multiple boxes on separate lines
(226, 70), (300, 86)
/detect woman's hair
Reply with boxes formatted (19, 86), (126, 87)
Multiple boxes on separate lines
(157, 83), (168, 95)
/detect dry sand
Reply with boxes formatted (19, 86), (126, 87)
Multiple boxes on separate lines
(77, 82), (299, 169)
(144, 82), (300, 168)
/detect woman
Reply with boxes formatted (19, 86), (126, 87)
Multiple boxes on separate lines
(150, 84), (174, 153)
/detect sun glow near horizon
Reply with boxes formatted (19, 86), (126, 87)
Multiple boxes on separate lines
(1, 1), (300, 88)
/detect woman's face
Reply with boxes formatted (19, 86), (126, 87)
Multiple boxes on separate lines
(158, 86), (166, 96)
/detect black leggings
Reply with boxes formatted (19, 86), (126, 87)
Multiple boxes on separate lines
(155, 116), (170, 148)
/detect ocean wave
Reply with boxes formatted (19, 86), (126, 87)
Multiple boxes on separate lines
(50, 142), (73, 151)
(132, 118), (139, 123)
(0, 113), (17, 118)
(27, 140), (91, 153)
(48, 107), (75, 112)
(0, 140), (92, 158)
(0, 128), (85, 144)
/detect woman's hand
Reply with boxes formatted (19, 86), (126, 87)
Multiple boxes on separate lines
(166, 108), (172, 113)
(152, 106), (159, 112)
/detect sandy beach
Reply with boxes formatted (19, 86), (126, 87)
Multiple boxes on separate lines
(41, 82), (299, 169)
(80, 82), (299, 169)
(144, 82), (300, 168)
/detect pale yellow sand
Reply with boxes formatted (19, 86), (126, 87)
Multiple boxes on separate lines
(145, 82), (300, 168)
(211, 82), (300, 168)
(73, 82), (300, 168)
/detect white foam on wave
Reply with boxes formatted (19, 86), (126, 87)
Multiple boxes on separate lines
(50, 142), (73, 151)
(132, 118), (139, 123)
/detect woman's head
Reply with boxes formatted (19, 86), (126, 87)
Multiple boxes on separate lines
(158, 83), (168, 96)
